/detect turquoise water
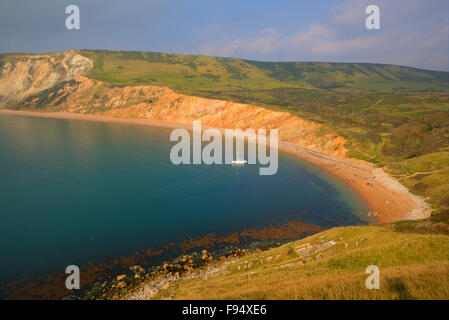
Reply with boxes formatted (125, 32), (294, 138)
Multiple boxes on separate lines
(0, 114), (371, 282)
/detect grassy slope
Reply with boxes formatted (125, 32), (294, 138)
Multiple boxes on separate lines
(77, 50), (449, 212)
(77, 50), (449, 92)
(159, 213), (449, 300)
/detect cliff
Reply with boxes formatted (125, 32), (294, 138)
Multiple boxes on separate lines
(0, 50), (93, 107)
(10, 75), (347, 156)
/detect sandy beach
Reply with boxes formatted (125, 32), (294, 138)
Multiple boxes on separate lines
(0, 109), (431, 223)
(279, 141), (431, 223)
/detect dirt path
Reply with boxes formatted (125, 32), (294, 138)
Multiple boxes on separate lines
(392, 167), (448, 178)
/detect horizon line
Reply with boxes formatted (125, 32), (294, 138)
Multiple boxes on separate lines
(1, 48), (448, 73)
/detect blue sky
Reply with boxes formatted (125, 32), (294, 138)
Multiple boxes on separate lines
(0, 0), (448, 71)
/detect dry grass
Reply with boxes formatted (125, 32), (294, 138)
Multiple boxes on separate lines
(167, 220), (449, 300)
(175, 262), (449, 300)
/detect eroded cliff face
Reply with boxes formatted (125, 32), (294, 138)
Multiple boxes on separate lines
(13, 75), (347, 156)
(0, 50), (93, 107)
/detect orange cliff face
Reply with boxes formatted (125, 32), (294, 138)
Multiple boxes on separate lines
(18, 75), (348, 157)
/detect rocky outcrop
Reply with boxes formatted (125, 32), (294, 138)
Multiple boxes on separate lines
(0, 50), (93, 107)
(12, 75), (347, 156)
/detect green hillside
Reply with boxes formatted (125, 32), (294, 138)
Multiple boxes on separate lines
(79, 50), (449, 93)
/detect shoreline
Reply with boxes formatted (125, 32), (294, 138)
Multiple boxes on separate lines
(279, 141), (431, 223)
(0, 109), (431, 223)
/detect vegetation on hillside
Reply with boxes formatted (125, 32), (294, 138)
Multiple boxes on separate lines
(78, 50), (448, 92)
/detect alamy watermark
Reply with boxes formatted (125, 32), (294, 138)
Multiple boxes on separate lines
(365, 265), (380, 289)
(65, 265), (80, 290)
(365, 5), (380, 30)
(65, 5), (80, 30)
(169, 121), (279, 175)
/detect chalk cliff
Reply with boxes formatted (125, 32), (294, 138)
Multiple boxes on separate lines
(0, 50), (93, 107)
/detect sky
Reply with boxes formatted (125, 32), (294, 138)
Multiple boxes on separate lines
(0, 0), (448, 71)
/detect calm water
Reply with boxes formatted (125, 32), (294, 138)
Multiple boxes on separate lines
(0, 114), (371, 282)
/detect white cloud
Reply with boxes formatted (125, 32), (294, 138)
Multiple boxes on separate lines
(195, 0), (449, 71)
